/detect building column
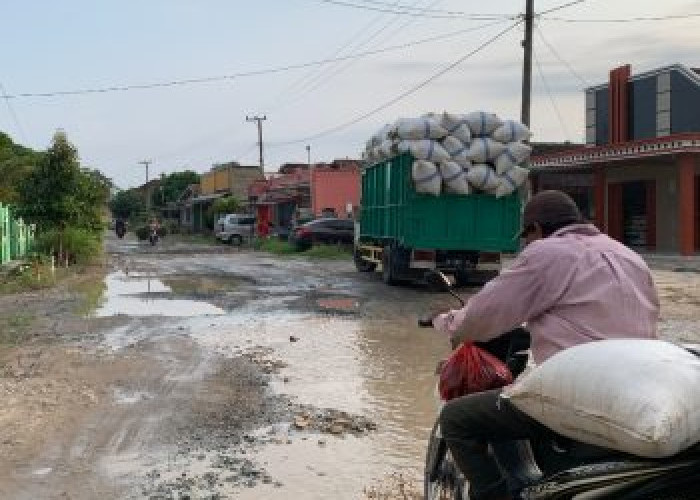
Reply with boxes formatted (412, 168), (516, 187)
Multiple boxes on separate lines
(679, 154), (696, 256)
(593, 168), (606, 231)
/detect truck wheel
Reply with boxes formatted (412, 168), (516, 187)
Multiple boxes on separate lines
(230, 234), (243, 246)
(354, 248), (377, 272)
(455, 270), (498, 287)
(382, 246), (397, 285)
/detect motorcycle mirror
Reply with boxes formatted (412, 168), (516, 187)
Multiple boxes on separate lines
(424, 270), (452, 292)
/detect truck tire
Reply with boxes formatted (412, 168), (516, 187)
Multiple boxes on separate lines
(354, 248), (377, 272)
(455, 270), (498, 287)
(382, 245), (398, 285)
(230, 234), (243, 246)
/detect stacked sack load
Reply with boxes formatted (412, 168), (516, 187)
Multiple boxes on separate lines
(363, 111), (532, 198)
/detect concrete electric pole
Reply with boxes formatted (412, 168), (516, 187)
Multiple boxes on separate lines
(139, 160), (152, 212)
(246, 115), (267, 172)
(521, 0), (534, 127)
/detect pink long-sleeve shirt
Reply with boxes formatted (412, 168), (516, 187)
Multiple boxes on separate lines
(433, 224), (660, 364)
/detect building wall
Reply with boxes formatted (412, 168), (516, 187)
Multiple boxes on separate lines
(671, 70), (700, 134)
(605, 163), (679, 252)
(595, 88), (609, 145)
(231, 168), (264, 200)
(629, 78), (657, 140)
(311, 169), (360, 218)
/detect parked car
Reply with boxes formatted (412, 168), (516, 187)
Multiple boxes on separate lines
(289, 218), (354, 250)
(216, 214), (255, 246)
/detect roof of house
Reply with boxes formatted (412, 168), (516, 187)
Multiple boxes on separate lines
(586, 63), (700, 92)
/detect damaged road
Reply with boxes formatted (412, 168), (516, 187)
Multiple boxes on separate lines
(1, 233), (699, 499)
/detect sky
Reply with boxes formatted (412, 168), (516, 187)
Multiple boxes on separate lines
(1, 0), (698, 188)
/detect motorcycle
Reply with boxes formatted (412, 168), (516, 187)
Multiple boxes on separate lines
(115, 220), (126, 239)
(419, 270), (700, 500)
(149, 228), (159, 246)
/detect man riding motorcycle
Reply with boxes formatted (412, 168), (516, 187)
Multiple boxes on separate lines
(432, 190), (660, 500)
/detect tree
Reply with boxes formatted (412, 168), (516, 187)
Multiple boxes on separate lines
(17, 131), (108, 232)
(109, 189), (145, 220)
(209, 196), (242, 218)
(0, 131), (43, 204)
(151, 170), (200, 207)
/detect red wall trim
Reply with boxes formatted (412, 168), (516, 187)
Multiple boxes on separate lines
(608, 65), (631, 145)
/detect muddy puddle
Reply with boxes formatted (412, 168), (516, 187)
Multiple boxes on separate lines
(93, 265), (451, 498)
(94, 271), (226, 317)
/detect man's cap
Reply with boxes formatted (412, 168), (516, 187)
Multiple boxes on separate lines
(518, 190), (583, 238)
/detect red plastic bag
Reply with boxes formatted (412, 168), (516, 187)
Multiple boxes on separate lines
(439, 342), (513, 401)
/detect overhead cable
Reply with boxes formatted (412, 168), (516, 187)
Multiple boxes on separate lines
(533, 48), (572, 142)
(0, 82), (29, 144)
(273, 0), (435, 111)
(538, 0), (586, 16)
(541, 12), (700, 22)
(535, 25), (588, 87)
(1, 22), (508, 101)
(268, 21), (522, 146)
(316, 0), (513, 19)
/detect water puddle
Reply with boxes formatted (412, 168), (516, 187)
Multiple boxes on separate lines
(94, 271), (225, 317)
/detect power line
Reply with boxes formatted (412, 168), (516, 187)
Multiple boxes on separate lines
(533, 47), (572, 142)
(541, 12), (700, 22)
(535, 25), (588, 87)
(0, 82), (29, 144)
(316, 0), (513, 19)
(276, 1), (499, 113)
(269, 21), (522, 146)
(272, 0), (434, 111)
(1, 23), (508, 101)
(538, 0), (586, 16)
(338, 0), (498, 15)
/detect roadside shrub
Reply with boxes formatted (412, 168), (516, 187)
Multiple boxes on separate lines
(35, 226), (101, 264)
(135, 226), (150, 240)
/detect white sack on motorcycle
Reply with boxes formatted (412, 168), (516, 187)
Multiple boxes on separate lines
(502, 339), (700, 458)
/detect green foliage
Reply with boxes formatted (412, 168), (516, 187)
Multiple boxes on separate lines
(35, 226), (101, 264)
(151, 170), (200, 208)
(135, 226), (150, 240)
(0, 131), (43, 204)
(16, 131), (110, 233)
(109, 189), (145, 220)
(256, 238), (297, 255)
(210, 196), (242, 217)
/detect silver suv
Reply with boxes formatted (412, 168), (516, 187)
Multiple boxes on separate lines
(215, 214), (255, 246)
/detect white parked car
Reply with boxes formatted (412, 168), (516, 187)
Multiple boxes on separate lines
(215, 214), (255, 246)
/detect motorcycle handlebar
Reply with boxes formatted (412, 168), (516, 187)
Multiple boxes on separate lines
(418, 317), (434, 328)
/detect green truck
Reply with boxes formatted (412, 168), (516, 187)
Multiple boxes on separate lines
(354, 153), (523, 285)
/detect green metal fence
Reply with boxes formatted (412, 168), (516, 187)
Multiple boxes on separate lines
(0, 203), (35, 264)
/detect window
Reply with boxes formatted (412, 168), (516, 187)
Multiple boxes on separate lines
(585, 90), (596, 145)
(656, 72), (671, 137)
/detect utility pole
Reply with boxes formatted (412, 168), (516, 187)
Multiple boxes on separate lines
(246, 115), (267, 172)
(521, 0), (534, 127)
(139, 160), (152, 212)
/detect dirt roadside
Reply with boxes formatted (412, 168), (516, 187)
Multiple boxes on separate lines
(0, 241), (698, 499)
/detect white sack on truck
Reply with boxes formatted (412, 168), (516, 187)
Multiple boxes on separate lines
(467, 137), (506, 163)
(439, 161), (471, 195)
(378, 139), (400, 160)
(493, 166), (529, 198)
(503, 339), (700, 458)
(392, 117), (448, 140)
(369, 123), (392, 149)
(441, 136), (471, 169)
(491, 120), (532, 143)
(464, 111), (502, 137)
(399, 140), (451, 164)
(441, 112), (472, 144)
(412, 160), (442, 196)
(494, 142), (533, 175)
(465, 164), (500, 192)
